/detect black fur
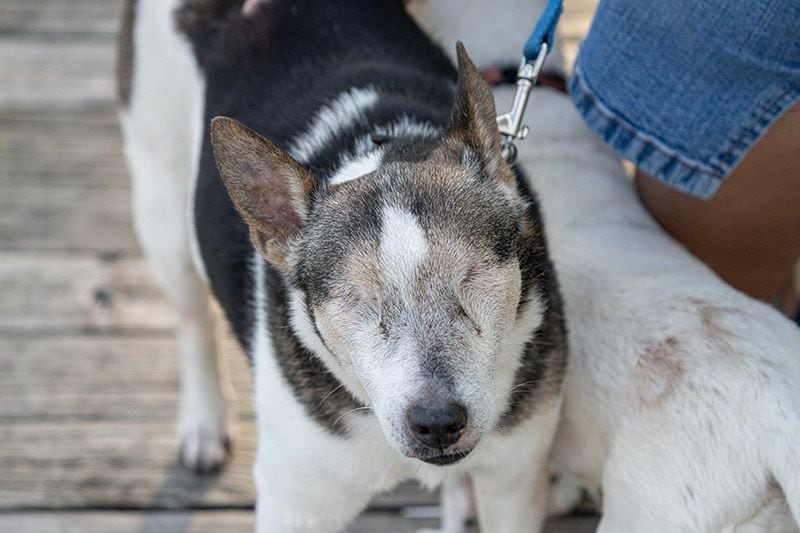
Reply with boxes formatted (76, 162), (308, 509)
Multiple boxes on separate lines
(192, 0), (455, 431)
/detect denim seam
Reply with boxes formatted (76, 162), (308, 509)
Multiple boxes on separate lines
(570, 66), (721, 176)
(711, 84), (800, 175)
(570, 64), (800, 199)
(570, 68), (724, 198)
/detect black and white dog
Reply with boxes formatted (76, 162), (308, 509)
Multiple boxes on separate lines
(119, 0), (566, 530)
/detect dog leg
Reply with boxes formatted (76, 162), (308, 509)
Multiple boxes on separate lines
(121, 0), (229, 473)
(471, 457), (550, 533)
(129, 163), (231, 473)
(418, 474), (473, 533)
(175, 292), (230, 473)
(440, 474), (473, 533)
(252, 436), (382, 532)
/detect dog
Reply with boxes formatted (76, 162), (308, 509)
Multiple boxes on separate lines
(118, 0), (568, 531)
(411, 1), (800, 531)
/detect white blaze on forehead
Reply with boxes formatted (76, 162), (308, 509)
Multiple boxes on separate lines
(380, 206), (429, 286)
(288, 87), (379, 164)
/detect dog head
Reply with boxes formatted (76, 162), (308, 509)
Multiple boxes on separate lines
(211, 44), (548, 465)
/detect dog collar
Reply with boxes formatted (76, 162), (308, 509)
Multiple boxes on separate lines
(481, 65), (567, 93)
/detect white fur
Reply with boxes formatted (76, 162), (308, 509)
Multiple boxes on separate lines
(432, 88), (800, 531)
(288, 87), (379, 164)
(328, 148), (384, 185)
(242, 0), (264, 16)
(379, 206), (430, 288)
(416, 474), (475, 533)
(328, 117), (441, 186)
(507, 85), (800, 532)
(120, 0), (230, 472)
(375, 115), (443, 140)
(253, 250), (562, 532)
(287, 288), (371, 405)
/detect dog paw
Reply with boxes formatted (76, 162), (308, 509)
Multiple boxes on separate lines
(179, 418), (231, 474)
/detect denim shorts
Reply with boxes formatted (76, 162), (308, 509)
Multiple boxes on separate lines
(569, 0), (800, 199)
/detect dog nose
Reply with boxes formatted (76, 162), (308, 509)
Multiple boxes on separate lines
(406, 402), (467, 448)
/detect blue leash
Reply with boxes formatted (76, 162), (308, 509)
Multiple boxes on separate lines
(497, 0), (565, 162)
(523, 0), (564, 62)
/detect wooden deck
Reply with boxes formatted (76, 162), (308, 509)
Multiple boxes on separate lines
(0, 1), (599, 531)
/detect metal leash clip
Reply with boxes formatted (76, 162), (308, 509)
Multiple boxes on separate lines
(496, 43), (550, 164)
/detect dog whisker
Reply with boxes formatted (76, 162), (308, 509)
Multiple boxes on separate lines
(318, 383), (346, 408)
(505, 379), (539, 395)
(331, 406), (373, 427)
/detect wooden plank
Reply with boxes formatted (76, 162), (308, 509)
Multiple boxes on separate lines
(0, 335), (250, 422)
(0, 510), (442, 533)
(0, 332), (256, 509)
(0, 511), (257, 533)
(0, 0), (123, 39)
(0, 511), (597, 532)
(0, 252), (172, 332)
(0, 109), (137, 254)
(0, 38), (115, 110)
(0, 187), (136, 255)
(0, 109), (128, 190)
(546, 516), (600, 532)
(0, 421), (256, 510)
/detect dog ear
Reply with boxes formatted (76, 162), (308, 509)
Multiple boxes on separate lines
(210, 116), (316, 271)
(442, 42), (513, 184)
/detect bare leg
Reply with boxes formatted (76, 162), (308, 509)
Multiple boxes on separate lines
(637, 102), (800, 301)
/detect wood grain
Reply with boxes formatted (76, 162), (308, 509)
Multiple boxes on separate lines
(0, 511), (597, 532)
(0, 0), (124, 39)
(0, 110), (136, 254)
(0, 252), (171, 332)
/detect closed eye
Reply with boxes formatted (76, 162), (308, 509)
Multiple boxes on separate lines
(457, 302), (482, 336)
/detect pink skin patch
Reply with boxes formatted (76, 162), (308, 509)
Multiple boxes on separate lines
(242, 0), (265, 16)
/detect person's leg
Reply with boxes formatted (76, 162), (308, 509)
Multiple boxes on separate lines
(636, 102), (800, 301)
(567, 0), (800, 303)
